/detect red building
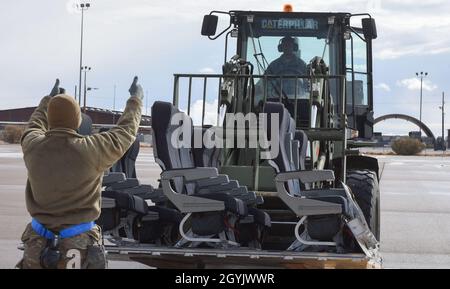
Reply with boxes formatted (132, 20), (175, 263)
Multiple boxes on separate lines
(0, 106), (151, 127)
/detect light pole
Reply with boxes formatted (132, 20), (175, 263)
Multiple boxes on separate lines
(416, 71), (428, 136)
(113, 85), (117, 124)
(77, 2), (91, 106)
(82, 66), (91, 112)
(439, 92), (445, 150)
(146, 90), (149, 116)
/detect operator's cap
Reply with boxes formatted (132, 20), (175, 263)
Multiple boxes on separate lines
(47, 94), (82, 130)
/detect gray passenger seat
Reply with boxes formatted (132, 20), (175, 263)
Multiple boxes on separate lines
(98, 135), (182, 245)
(152, 101), (270, 248)
(263, 102), (378, 253)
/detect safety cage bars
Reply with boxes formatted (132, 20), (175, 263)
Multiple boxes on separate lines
(172, 73), (348, 140)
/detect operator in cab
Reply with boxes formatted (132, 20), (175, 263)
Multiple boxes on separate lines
(255, 36), (308, 107)
(265, 36), (307, 77)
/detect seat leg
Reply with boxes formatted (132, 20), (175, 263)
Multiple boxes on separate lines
(224, 215), (238, 243)
(104, 213), (137, 241)
(190, 235), (215, 248)
(287, 232), (309, 251)
(176, 213), (240, 248)
(293, 216), (337, 247)
(218, 231), (229, 243)
(248, 239), (262, 250)
(250, 224), (267, 249)
(174, 230), (191, 248)
(123, 214), (137, 239)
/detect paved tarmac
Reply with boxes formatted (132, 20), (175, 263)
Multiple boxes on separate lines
(0, 144), (449, 269)
(377, 154), (450, 268)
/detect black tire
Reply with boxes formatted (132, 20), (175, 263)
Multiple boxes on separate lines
(346, 170), (380, 241)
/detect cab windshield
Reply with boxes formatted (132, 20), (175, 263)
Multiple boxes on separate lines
(243, 16), (340, 103)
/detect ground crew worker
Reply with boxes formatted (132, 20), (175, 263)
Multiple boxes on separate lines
(17, 76), (143, 269)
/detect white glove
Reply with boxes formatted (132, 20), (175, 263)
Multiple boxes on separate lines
(128, 76), (144, 100)
(49, 78), (66, 97)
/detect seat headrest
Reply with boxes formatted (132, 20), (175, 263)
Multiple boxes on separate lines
(264, 102), (303, 195)
(151, 101), (195, 171)
(192, 126), (221, 168)
(264, 102), (291, 172)
(152, 101), (177, 170)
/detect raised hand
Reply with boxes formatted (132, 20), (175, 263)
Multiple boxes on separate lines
(49, 79), (66, 97)
(128, 76), (144, 100)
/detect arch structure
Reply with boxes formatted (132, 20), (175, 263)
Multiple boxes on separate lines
(374, 114), (435, 142)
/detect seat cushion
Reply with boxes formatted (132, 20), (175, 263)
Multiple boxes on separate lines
(310, 195), (350, 217)
(147, 206), (183, 224)
(102, 191), (149, 215)
(307, 214), (342, 241)
(192, 192), (248, 216)
(191, 211), (226, 236)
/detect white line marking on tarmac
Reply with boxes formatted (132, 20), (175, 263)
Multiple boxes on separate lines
(428, 192), (450, 196)
(384, 192), (409, 196)
(0, 153), (23, 159)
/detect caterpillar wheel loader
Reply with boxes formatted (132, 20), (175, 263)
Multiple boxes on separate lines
(101, 6), (382, 269)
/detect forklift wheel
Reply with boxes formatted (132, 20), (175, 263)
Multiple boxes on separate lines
(346, 170), (380, 241)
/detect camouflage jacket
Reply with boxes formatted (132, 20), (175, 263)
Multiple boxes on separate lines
(21, 95), (142, 230)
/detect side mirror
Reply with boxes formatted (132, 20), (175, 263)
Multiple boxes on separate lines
(362, 18), (377, 40)
(201, 15), (218, 36)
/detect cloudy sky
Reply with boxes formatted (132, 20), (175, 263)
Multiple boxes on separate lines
(1, 0), (449, 136)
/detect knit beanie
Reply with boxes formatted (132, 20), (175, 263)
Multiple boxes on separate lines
(47, 95), (82, 130)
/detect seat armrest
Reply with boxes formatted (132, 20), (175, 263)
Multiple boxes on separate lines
(101, 197), (116, 209)
(106, 178), (140, 191)
(195, 175), (230, 188)
(301, 189), (347, 198)
(115, 184), (153, 195)
(141, 212), (160, 222)
(275, 170), (335, 184)
(274, 170), (341, 216)
(161, 167), (219, 182)
(196, 180), (239, 194)
(160, 168), (225, 213)
(140, 188), (167, 203)
(102, 172), (126, 186)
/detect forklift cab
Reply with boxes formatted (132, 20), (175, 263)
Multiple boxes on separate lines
(202, 10), (377, 140)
